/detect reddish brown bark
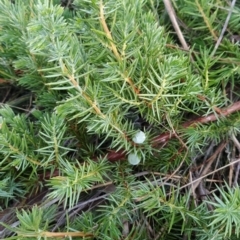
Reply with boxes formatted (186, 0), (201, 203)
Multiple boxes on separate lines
(105, 101), (240, 162)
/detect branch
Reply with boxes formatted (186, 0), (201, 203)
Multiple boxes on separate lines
(163, 0), (189, 50)
(99, 0), (121, 60)
(16, 231), (94, 238)
(105, 101), (240, 162)
(99, 1), (140, 95)
(211, 0), (237, 57)
(182, 101), (240, 127)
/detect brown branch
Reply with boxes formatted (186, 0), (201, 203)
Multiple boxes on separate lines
(106, 149), (126, 162)
(182, 101), (240, 127)
(190, 141), (227, 194)
(105, 101), (240, 162)
(0, 78), (11, 84)
(163, 0), (189, 51)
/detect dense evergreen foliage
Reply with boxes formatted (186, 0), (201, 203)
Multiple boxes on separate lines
(1, 0), (240, 239)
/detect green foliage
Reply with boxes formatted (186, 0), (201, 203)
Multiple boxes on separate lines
(206, 185), (240, 238)
(1, 0), (240, 239)
(47, 159), (111, 209)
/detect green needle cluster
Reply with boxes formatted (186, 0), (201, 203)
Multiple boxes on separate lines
(1, 0), (240, 239)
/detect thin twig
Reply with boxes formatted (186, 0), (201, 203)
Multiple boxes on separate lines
(195, 0), (218, 41)
(178, 157), (240, 193)
(231, 134), (240, 186)
(189, 171), (197, 207)
(163, 150), (188, 184)
(190, 142), (227, 194)
(231, 133), (240, 152)
(211, 0), (237, 57)
(163, 0), (189, 50)
(99, 1), (140, 94)
(99, 0), (121, 60)
(233, 163), (240, 187)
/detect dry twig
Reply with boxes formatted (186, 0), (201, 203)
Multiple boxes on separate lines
(163, 0), (189, 50)
(211, 0), (237, 57)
